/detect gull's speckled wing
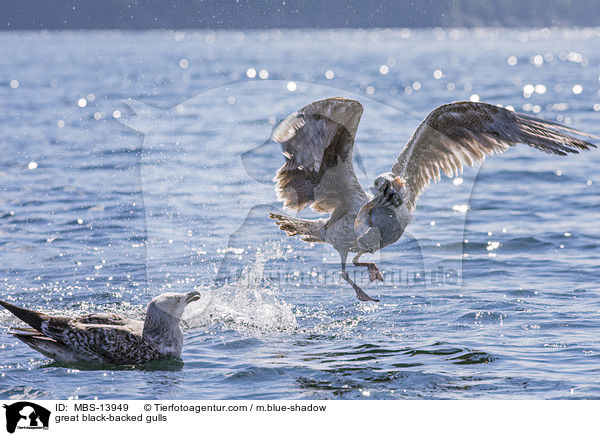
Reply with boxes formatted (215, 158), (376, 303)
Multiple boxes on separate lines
(392, 101), (597, 212)
(75, 313), (133, 325)
(40, 317), (161, 364)
(272, 97), (368, 214)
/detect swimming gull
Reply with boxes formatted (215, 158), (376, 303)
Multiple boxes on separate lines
(269, 97), (597, 301)
(0, 291), (200, 364)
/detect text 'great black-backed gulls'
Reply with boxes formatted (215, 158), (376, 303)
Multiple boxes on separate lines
(269, 97), (597, 302)
(0, 291), (200, 365)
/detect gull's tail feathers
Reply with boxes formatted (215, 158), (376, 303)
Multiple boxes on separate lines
(269, 213), (327, 243)
(0, 300), (49, 333)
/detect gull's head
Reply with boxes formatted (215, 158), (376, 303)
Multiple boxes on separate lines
(147, 291), (201, 320)
(371, 172), (405, 207)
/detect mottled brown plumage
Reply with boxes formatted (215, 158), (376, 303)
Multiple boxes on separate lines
(0, 291), (200, 365)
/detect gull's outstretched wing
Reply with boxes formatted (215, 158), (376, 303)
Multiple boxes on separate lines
(392, 101), (597, 212)
(273, 97), (368, 214)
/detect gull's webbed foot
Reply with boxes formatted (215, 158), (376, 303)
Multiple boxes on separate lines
(354, 287), (380, 302)
(352, 254), (384, 283)
(340, 270), (380, 302)
(368, 263), (384, 282)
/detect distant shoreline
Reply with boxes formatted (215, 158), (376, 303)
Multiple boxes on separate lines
(3, 0), (599, 31)
(3, 26), (600, 32)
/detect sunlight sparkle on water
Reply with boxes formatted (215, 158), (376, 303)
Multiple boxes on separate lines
(452, 204), (469, 213)
(325, 70), (334, 79)
(286, 81), (297, 92)
(572, 84), (583, 94)
(487, 241), (500, 251)
(9, 80), (19, 88)
(246, 68), (256, 78)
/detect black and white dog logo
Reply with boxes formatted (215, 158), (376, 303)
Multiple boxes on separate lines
(3, 402), (50, 433)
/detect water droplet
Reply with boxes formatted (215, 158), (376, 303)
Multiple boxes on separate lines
(532, 54), (544, 66)
(523, 84), (535, 96)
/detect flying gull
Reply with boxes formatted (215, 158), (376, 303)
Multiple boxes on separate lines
(269, 98), (597, 302)
(0, 291), (200, 364)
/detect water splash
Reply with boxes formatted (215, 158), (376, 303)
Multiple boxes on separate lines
(184, 244), (298, 333)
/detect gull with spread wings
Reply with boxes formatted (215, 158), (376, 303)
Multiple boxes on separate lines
(269, 97), (596, 302)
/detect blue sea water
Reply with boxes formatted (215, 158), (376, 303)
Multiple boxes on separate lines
(1, 28), (599, 400)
